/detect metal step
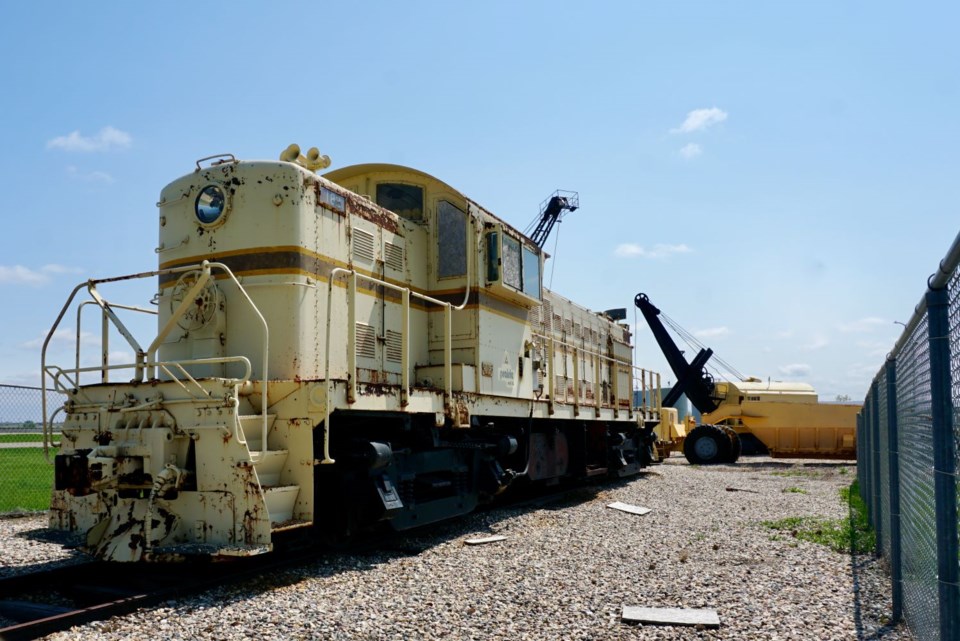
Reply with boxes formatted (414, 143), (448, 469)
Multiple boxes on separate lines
(250, 449), (289, 487)
(237, 414), (276, 451)
(263, 485), (299, 524)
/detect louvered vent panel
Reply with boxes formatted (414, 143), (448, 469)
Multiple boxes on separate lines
(553, 314), (562, 334)
(529, 305), (541, 327)
(554, 375), (566, 401)
(543, 301), (553, 331)
(352, 229), (375, 264)
(355, 323), (377, 359)
(384, 242), (404, 271)
(385, 330), (403, 363)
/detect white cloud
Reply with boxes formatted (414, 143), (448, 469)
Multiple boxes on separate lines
(66, 165), (115, 184)
(106, 350), (134, 364)
(775, 329), (795, 339)
(614, 243), (693, 259)
(0, 265), (48, 285)
(0, 264), (82, 285)
(694, 327), (729, 339)
(679, 143), (702, 159)
(837, 317), (888, 333)
(779, 363), (812, 377)
(671, 108), (728, 134)
(0, 264), (84, 286)
(41, 264), (84, 275)
(47, 126), (132, 152)
(22, 328), (97, 349)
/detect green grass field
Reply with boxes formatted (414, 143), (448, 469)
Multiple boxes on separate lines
(0, 447), (56, 513)
(0, 433), (60, 444)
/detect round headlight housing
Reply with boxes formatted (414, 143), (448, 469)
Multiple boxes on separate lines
(195, 185), (226, 224)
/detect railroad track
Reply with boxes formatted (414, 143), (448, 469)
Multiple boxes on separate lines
(0, 481), (614, 639)
(0, 546), (319, 641)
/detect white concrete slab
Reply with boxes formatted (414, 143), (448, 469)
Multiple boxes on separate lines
(621, 606), (720, 628)
(606, 501), (651, 516)
(464, 535), (507, 546)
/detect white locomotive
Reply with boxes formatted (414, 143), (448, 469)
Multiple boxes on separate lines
(43, 146), (662, 561)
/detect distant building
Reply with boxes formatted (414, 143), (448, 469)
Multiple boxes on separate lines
(634, 387), (700, 423)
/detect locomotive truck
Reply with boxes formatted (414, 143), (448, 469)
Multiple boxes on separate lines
(42, 146), (663, 562)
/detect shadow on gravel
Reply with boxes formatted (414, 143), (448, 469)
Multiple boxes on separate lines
(168, 481), (619, 612)
(848, 492), (901, 640)
(0, 524), (87, 579)
(0, 471), (662, 617)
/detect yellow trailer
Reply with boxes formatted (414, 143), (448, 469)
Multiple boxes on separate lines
(703, 379), (858, 459)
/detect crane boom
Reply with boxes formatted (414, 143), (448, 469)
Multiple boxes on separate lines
(525, 191), (579, 248)
(634, 293), (720, 414)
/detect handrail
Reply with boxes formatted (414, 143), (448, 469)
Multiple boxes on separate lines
(631, 366), (664, 418)
(42, 406), (65, 463)
(44, 357), (252, 404)
(140, 261), (269, 450)
(531, 330), (662, 421)
(323, 266), (472, 462)
(41, 261), (270, 454)
(75, 300), (157, 383)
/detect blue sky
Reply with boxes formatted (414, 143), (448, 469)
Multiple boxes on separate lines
(1, 1), (957, 400)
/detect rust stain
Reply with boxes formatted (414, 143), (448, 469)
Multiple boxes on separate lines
(314, 179), (400, 233)
(359, 379), (394, 397)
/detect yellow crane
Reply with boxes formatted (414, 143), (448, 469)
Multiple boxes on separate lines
(635, 294), (858, 463)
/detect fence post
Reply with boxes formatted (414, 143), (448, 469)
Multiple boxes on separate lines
(885, 357), (902, 623)
(864, 388), (874, 525)
(927, 288), (959, 641)
(857, 412), (867, 503)
(870, 380), (882, 554)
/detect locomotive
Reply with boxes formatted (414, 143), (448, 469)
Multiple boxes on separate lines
(42, 146), (663, 561)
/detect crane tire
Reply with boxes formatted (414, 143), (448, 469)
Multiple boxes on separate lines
(683, 424), (731, 465)
(718, 425), (742, 464)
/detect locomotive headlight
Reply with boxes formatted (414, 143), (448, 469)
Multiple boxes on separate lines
(195, 185), (226, 224)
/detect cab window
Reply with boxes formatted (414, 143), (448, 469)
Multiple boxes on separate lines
(376, 183), (423, 220)
(485, 228), (542, 301)
(522, 245), (541, 299)
(502, 235), (521, 289)
(437, 200), (466, 278)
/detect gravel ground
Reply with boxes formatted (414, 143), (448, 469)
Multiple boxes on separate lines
(1, 456), (912, 640)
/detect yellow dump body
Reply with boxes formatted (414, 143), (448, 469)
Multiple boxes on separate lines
(653, 407), (688, 460)
(704, 380), (859, 459)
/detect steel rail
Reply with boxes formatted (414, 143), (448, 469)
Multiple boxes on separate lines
(0, 546), (321, 641)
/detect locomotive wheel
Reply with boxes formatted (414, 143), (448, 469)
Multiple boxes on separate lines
(683, 424), (731, 465)
(718, 425), (742, 464)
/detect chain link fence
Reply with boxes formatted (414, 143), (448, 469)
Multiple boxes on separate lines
(860, 233), (960, 641)
(0, 385), (64, 515)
